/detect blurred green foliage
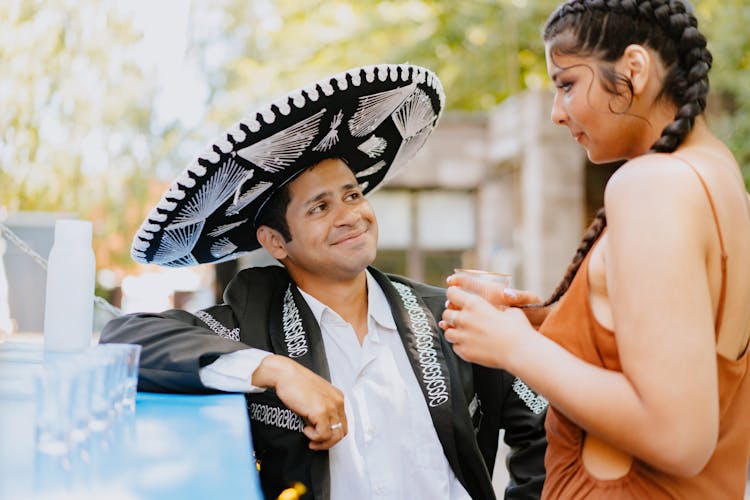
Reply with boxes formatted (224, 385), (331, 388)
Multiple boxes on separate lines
(2, 0), (749, 275)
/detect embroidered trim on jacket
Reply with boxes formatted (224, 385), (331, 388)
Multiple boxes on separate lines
(282, 286), (309, 358)
(392, 282), (449, 407)
(512, 377), (548, 415)
(249, 402), (304, 432)
(195, 310), (240, 341)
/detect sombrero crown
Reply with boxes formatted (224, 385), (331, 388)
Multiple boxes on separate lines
(132, 63), (445, 267)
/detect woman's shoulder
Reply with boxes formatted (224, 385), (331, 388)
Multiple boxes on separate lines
(604, 153), (708, 214)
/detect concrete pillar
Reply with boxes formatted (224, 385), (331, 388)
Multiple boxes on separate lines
(488, 90), (586, 296)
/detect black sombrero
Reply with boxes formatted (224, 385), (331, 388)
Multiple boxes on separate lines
(131, 63), (445, 267)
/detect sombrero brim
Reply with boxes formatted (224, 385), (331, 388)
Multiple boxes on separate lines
(131, 63), (445, 267)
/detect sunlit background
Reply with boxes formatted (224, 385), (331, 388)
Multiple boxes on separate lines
(2, 0), (749, 334)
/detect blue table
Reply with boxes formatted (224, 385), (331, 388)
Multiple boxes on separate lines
(0, 374), (264, 499)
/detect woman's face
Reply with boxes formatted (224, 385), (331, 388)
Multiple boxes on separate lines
(545, 44), (645, 164)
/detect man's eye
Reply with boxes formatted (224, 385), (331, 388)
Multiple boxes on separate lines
(310, 203), (326, 214)
(346, 191), (362, 201)
(557, 82), (573, 92)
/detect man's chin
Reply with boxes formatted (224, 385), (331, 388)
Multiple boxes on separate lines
(337, 252), (376, 277)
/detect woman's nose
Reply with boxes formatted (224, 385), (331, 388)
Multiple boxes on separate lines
(550, 95), (567, 125)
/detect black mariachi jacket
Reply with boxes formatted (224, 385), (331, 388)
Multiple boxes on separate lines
(100, 266), (547, 500)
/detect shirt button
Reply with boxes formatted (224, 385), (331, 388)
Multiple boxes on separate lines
(374, 484), (385, 495)
(364, 425), (375, 440)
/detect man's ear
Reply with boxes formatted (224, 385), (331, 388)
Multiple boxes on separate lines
(621, 44), (651, 96)
(257, 225), (288, 260)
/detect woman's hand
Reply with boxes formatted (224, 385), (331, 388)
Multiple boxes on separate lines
(439, 285), (536, 369)
(446, 273), (550, 328)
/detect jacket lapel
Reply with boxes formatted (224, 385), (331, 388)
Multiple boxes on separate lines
(270, 283), (331, 382)
(369, 268), (463, 484)
(269, 280), (331, 499)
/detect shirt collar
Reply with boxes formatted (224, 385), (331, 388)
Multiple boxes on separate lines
(296, 270), (397, 331)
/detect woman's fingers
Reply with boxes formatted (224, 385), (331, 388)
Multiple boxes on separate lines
(503, 288), (543, 307)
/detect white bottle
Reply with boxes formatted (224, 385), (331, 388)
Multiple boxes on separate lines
(43, 219), (96, 352)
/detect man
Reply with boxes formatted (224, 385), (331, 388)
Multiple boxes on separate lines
(102, 64), (546, 499)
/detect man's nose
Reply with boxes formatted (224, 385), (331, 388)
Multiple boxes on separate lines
(333, 204), (359, 226)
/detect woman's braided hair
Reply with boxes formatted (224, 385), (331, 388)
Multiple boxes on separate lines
(538, 0), (712, 306)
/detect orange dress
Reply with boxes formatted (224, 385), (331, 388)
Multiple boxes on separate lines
(539, 168), (750, 498)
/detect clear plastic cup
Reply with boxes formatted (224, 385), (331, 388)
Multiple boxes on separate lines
(34, 360), (76, 456)
(98, 343), (141, 414)
(452, 268), (512, 303)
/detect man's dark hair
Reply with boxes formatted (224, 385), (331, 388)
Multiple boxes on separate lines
(255, 183), (293, 241)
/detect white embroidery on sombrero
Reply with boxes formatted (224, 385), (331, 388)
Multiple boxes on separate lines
(364, 66), (376, 83)
(186, 162), (207, 179)
(166, 158), (249, 230)
(386, 126), (432, 182)
(157, 199), (177, 212)
(335, 75), (348, 91)
(290, 91), (306, 109)
(388, 65), (399, 82)
(312, 110), (343, 152)
(227, 124), (247, 143)
(225, 180), (273, 216)
(199, 149), (221, 164)
(355, 160), (386, 179)
(162, 254), (199, 268)
(144, 207), (168, 225)
(230, 171), (257, 208)
(261, 107), (276, 125)
(207, 219), (248, 238)
(358, 181), (369, 191)
(153, 221), (204, 264)
(133, 238), (149, 250)
(215, 137), (234, 154)
(246, 118), (261, 133)
(320, 81), (335, 97)
(357, 136), (387, 159)
(236, 108), (326, 173)
(305, 86), (320, 102)
(210, 237), (238, 259)
(348, 81), (417, 137)
(276, 100), (292, 116)
(377, 64), (389, 82)
(392, 88), (435, 139)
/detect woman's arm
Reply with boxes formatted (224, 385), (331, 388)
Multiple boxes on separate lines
(442, 156), (719, 476)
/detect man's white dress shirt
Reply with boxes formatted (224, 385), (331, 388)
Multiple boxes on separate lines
(199, 271), (471, 499)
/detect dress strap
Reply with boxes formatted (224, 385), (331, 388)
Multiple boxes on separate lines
(673, 156), (728, 334)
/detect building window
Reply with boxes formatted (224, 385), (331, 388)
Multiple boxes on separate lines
(369, 188), (475, 286)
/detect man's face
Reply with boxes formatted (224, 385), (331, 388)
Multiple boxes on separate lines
(265, 158), (378, 284)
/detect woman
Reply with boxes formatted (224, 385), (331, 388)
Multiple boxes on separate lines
(440, 1), (750, 498)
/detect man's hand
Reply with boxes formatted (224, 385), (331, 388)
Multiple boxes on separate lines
(252, 354), (347, 450)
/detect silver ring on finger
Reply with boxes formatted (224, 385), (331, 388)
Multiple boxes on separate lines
(447, 309), (459, 327)
(330, 422), (343, 431)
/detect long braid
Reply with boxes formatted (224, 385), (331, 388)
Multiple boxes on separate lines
(536, 0), (713, 306)
(537, 208), (607, 307)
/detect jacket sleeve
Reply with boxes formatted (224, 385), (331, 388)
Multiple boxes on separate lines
(501, 371), (548, 499)
(476, 365), (547, 499)
(99, 304), (252, 394)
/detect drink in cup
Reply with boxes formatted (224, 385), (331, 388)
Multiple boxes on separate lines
(452, 268), (512, 303)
